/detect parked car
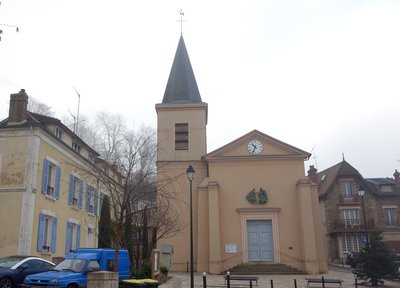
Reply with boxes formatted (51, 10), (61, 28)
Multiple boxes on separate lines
(23, 249), (130, 288)
(0, 256), (55, 288)
(346, 251), (360, 268)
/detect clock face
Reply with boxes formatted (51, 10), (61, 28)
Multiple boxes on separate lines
(247, 139), (263, 155)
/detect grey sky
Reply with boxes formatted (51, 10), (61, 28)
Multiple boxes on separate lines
(1, 0), (399, 177)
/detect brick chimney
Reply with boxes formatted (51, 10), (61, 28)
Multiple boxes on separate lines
(8, 89), (29, 124)
(308, 165), (318, 183)
(394, 169), (400, 186)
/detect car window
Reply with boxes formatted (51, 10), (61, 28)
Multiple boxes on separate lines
(55, 259), (86, 273)
(43, 262), (55, 269)
(24, 260), (46, 270)
(87, 260), (100, 271)
(0, 256), (25, 268)
(106, 259), (114, 271)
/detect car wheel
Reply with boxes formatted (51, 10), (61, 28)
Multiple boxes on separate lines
(0, 278), (13, 288)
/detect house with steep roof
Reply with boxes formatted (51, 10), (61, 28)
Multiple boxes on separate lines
(311, 160), (400, 263)
(156, 35), (327, 274)
(365, 171), (400, 252)
(0, 90), (105, 260)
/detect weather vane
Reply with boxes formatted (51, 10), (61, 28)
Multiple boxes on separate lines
(178, 9), (186, 35)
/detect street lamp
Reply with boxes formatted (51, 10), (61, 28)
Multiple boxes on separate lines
(186, 165), (195, 288)
(358, 185), (369, 246)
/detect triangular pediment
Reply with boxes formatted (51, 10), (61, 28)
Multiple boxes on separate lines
(203, 130), (310, 161)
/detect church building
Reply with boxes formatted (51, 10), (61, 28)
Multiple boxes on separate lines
(156, 35), (327, 274)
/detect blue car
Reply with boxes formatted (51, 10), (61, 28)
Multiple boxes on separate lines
(0, 256), (55, 288)
(23, 249), (130, 288)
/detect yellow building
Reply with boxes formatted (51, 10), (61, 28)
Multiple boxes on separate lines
(0, 90), (101, 260)
(156, 36), (327, 274)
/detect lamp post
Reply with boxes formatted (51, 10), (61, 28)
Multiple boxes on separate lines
(186, 165), (195, 288)
(358, 185), (369, 246)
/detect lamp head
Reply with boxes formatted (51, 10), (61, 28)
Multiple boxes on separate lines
(186, 165), (195, 181)
(358, 185), (365, 197)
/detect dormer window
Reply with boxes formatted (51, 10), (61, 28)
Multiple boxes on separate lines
(340, 180), (353, 196)
(175, 123), (189, 150)
(55, 127), (63, 140)
(72, 141), (81, 154)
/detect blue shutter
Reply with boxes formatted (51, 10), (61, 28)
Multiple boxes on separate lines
(37, 214), (45, 252)
(51, 217), (57, 253)
(86, 184), (90, 212)
(68, 175), (74, 205)
(78, 180), (83, 209)
(76, 225), (81, 249)
(65, 222), (72, 254)
(41, 159), (49, 193)
(94, 189), (99, 216)
(55, 166), (61, 200)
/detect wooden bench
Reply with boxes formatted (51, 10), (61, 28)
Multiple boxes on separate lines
(224, 275), (259, 287)
(305, 277), (343, 288)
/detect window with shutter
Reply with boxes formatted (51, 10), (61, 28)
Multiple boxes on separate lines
(69, 175), (82, 208)
(65, 221), (80, 254)
(41, 159), (61, 199)
(86, 185), (96, 214)
(37, 213), (57, 253)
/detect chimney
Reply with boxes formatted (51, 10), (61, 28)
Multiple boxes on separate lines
(308, 165), (318, 183)
(8, 89), (29, 124)
(394, 169), (400, 186)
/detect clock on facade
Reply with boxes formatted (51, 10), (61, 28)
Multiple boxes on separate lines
(247, 139), (263, 155)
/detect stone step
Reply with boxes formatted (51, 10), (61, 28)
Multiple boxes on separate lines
(226, 263), (305, 275)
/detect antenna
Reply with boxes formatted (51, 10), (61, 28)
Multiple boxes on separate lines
(73, 87), (81, 134)
(311, 145), (318, 170)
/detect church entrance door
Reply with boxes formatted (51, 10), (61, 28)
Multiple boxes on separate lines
(247, 220), (273, 261)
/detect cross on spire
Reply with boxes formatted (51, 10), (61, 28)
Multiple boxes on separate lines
(177, 9), (186, 35)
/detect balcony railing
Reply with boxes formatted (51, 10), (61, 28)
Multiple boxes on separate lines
(332, 219), (376, 232)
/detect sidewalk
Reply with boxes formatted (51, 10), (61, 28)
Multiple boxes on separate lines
(164, 266), (399, 288)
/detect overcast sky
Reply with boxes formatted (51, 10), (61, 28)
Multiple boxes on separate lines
(1, 0), (400, 178)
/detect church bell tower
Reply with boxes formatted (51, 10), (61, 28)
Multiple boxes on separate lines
(155, 35), (208, 161)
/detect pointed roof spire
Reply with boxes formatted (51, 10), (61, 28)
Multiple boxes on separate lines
(162, 35), (202, 104)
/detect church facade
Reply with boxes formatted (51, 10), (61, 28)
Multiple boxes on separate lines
(156, 36), (327, 274)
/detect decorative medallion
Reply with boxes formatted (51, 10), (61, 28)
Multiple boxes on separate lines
(246, 188), (268, 204)
(246, 189), (257, 203)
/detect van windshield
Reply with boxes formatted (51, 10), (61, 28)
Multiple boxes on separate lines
(54, 259), (86, 273)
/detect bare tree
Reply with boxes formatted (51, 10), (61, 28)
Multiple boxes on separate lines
(28, 97), (54, 116)
(65, 112), (184, 271)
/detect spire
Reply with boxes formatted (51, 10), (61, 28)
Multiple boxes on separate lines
(162, 35), (202, 104)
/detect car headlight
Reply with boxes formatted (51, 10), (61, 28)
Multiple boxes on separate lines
(50, 279), (58, 284)
(24, 278), (30, 283)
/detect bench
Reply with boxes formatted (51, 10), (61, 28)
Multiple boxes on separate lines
(305, 277), (343, 288)
(224, 275), (259, 287)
